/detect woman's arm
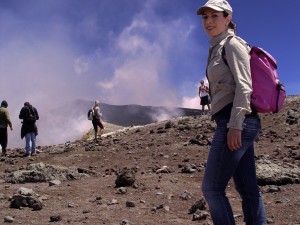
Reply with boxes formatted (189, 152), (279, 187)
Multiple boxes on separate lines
(224, 37), (252, 130)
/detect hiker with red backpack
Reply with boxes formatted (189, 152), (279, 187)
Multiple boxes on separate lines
(197, 0), (268, 224)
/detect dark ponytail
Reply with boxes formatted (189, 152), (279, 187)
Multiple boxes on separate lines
(223, 11), (236, 33)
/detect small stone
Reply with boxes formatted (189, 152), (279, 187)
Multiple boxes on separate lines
(163, 205), (170, 211)
(192, 209), (209, 221)
(156, 204), (164, 210)
(32, 201), (43, 211)
(17, 187), (34, 196)
(49, 215), (62, 222)
(116, 187), (127, 194)
(0, 194), (6, 200)
(49, 180), (61, 186)
(4, 216), (14, 223)
(180, 191), (193, 200)
(181, 165), (197, 174)
(68, 202), (76, 208)
(189, 199), (206, 214)
(126, 201), (135, 207)
(121, 220), (131, 225)
(110, 199), (118, 205)
(156, 166), (171, 174)
(266, 185), (281, 193)
(82, 209), (91, 214)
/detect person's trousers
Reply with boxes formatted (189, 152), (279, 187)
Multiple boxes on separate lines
(201, 117), (267, 225)
(92, 118), (104, 133)
(0, 128), (8, 153)
(25, 132), (36, 154)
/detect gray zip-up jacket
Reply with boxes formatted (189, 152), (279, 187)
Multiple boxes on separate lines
(206, 29), (252, 130)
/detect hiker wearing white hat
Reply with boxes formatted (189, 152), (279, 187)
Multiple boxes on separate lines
(197, 1), (267, 224)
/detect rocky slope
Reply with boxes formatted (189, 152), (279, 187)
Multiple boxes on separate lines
(0, 96), (299, 225)
(9, 99), (201, 148)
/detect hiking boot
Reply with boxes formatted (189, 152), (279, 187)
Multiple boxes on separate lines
(1, 150), (7, 156)
(23, 153), (30, 157)
(31, 152), (37, 156)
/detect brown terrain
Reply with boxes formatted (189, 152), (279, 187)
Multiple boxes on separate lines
(0, 96), (299, 225)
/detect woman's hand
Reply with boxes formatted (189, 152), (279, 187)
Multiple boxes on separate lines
(227, 128), (242, 151)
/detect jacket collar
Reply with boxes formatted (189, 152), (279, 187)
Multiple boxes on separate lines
(208, 29), (235, 47)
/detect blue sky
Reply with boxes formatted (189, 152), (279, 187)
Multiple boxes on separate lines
(0, 0), (299, 113)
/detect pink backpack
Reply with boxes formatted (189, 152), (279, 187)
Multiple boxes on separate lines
(222, 46), (286, 113)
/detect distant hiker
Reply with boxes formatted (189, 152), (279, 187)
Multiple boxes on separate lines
(19, 102), (39, 157)
(92, 100), (104, 141)
(198, 80), (211, 115)
(197, 0), (267, 224)
(0, 100), (13, 156)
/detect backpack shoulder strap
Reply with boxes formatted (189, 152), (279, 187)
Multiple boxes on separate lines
(221, 35), (234, 67)
(221, 35), (249, 67)
(221, 46), (228, 66)
(29, 106), (35, 116)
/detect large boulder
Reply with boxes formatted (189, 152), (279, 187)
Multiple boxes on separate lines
(256, 158), (300, 185)
(5, 162), (82, 184)
(115, 168), (136, 188)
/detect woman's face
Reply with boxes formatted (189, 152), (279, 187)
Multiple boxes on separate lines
(201, 8), (231, 37)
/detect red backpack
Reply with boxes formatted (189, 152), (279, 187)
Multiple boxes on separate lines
(222, 45), (286, 113)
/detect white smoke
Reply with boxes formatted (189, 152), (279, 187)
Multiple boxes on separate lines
(1, 1), (205, 147)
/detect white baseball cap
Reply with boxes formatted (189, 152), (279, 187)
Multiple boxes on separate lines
(197, 0), (233, 15)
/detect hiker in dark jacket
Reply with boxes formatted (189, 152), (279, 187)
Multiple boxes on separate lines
(19, 102), (39, 157)
(0, 100), (13, 156)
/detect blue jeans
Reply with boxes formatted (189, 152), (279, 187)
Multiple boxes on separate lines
(25, 132), (36, 154)
(202, 117), (266, 225)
